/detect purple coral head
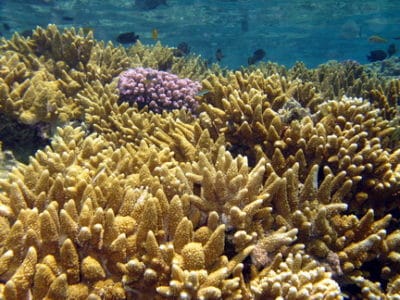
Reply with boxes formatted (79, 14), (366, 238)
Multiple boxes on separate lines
(117, 67), (201, 114)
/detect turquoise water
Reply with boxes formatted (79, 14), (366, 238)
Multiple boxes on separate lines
(1, 0), (399, 68)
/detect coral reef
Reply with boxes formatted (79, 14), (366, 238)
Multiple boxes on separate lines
(250, 60), (400, 120)
(0, 25), (399, 299)
(118, 67), (201, 113)
(198, 71), (400, 213)
(0, 25), (214, 126)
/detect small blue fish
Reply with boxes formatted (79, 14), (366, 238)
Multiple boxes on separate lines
(196, 89), (210, 97)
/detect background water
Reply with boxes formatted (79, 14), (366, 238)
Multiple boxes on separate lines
(1, 0), (399, 69)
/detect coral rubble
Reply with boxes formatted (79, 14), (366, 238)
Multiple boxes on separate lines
(0, 25), (400, 299)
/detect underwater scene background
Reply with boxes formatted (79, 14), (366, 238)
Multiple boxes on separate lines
(0, 0), (400, 300)
(1, 0), (400, 68)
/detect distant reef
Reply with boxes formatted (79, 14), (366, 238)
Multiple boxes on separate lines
(0, 25), (400, 299)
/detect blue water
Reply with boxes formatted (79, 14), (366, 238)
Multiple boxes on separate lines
(1, 0), (400, 69)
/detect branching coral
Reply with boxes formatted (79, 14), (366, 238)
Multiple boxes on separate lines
(198, 71), (400, 215)
(0, 125), (346, 299)
(0, 24), (211, 128)
(0, 25), (400, 300)
(1, 123), (396, 299)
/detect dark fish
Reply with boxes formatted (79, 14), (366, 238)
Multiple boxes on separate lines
(3, 23), (10, 31)
(367, 49), (387, 62)
(62, 16), (74, 21)
(116, 32), (139, 44)
(173, 42), (190, 57)
(387, 43), (397, 57)
(135, 0), (167, 10)
(215, 48), (224, 62)
(248, 48), (266, 65)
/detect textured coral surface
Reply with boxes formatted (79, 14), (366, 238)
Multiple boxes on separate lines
(0, 25), (400, 299)
(118, 67), (201, 113)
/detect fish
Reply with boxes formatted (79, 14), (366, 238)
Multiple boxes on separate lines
(215, 48), (224, 62)
(3, 23), (10, 31)
(173, 42), (190, 57)
(196, 89), (210, 97)
(248, 48), (266, 65)
(367, 49), (387, 62)
(368, 35), (387, 43)
(387, 43), (397, 57)
(116, 32), (139, 44)
(135, 0), (167, 10)
(62, 16), (74, 21)
(152, 28), (158, 40)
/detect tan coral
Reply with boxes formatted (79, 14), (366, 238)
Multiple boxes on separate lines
(0, 24), (211, 130)
(200, 70), (400, 212)
(250, 252), (342, 300)
(0, 126), (257, 298)
(0, 26), (400, 299)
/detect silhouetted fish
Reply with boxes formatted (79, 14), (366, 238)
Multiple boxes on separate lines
(387, 43), (397, 57)
(367, 49), (387, 62)
(215, 49), (224, 62)
(173, 42), (190, 57)
(116, 32), (139, 44)
(248, 49), (266, 65)
(135, 0), (167, 10)
(62, 16), (74, 21)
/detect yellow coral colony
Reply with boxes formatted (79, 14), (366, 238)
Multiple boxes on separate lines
(0, 25), (399, 299)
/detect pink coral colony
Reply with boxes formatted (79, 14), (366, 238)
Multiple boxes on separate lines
(118, 67), (201, 113)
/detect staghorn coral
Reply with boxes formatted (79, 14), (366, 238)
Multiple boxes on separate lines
(0, 24), (94, 68)
(0, 124), (351, 299)
(0, 25), (400, 299)
(198, 70), (400, 214)
(0, 25), (213, 127)
(250, 252), (341, 299)
(126, 40), (221, 80)
(1, 123), (397, 299)
(0, 25), (116, 126)
(0, 142), (18, 181)
(251, 60), (400, 120)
